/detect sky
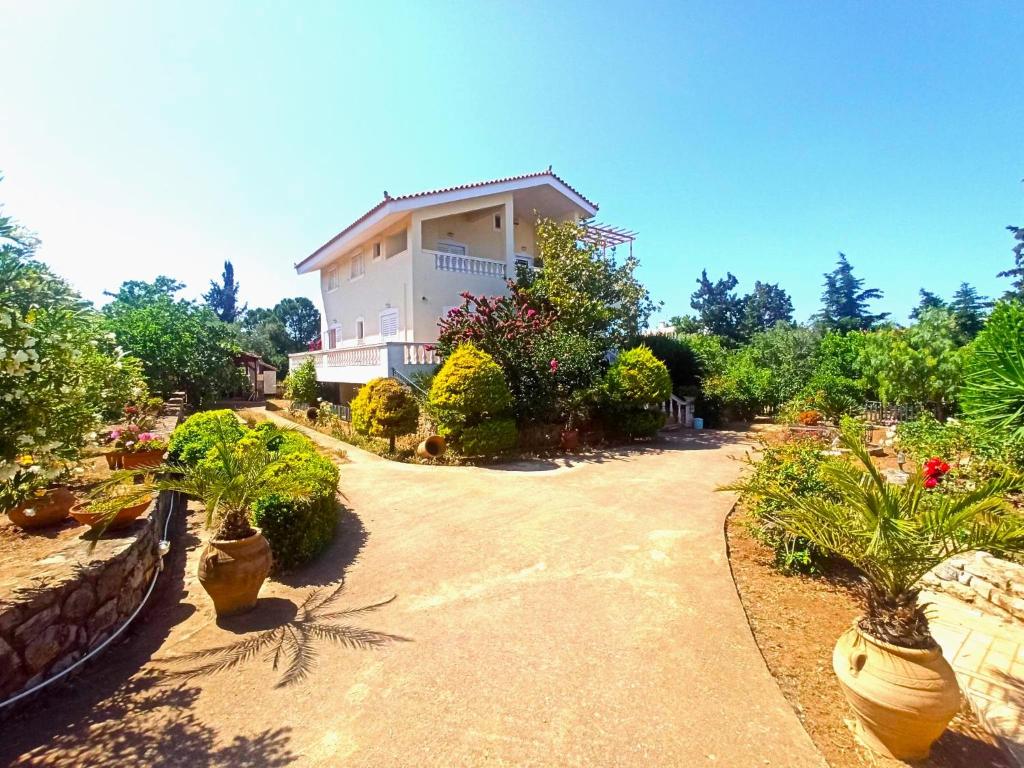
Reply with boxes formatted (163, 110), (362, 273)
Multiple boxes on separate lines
(1, 1), (1022, 326)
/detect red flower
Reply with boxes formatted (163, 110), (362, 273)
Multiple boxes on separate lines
(550, 359), (559, 373)
(924, 476), (939, 489)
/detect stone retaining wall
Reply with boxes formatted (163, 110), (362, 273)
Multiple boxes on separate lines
(922, 551), (1024, 623)
(0, 397), (185, 710)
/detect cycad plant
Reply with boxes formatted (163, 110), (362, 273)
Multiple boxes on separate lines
(961, 301), (1024, 439)
(160, 423), (311, 541)
(726, 424), (1024, 648)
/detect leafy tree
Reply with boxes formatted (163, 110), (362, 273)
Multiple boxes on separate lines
(800, 330), (866, 419)
(948, 282), (990, 341)
(204, 260), (246, 322)
(239, 307), (292, 370)
(739, 281), (794, 338)
(666, 314), (702, 334)
(635, 335), (700, 394)
(523, 218), (658, 348)
(858, 307), (964, 415)
(351, 377), (419, 452)
(999, 225), (1024, 299)
(909, 289), (946, 320)
(689, 270), (743, 341)
(273, 297), (321, 350)
(103, 277), (243, 403)
(817, 253), (889, 332)
(1, 201), (146, 509)
(745, 324), (818, 410)
(282, 358), (318, 404)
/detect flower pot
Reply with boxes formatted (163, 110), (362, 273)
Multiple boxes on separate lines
(104, 450), (124, 470)
(8, 486), (75, 529)
(833, 624), (960, 760)
(122, 450), (165, 469)
(70, 496), (153, 531)
(416, 435), (446, 459)
(560, 429), (580, 451)
(198, 531), (272, 617)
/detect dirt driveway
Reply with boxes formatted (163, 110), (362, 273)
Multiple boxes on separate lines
(3, 426), (825, 767)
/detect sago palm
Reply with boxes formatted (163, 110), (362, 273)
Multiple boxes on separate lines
(727, 424), (1024, 648)
(961, 301), (1024, 440)
(160, 422), (312, 540)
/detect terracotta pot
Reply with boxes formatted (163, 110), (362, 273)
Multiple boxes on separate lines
(8, 486), (75, 529)
(104, 450), (124, 470)
(198, 531), (272, 616)
(833, 624), (960, 760)
(560, 429), (580, 451)
(121, 450), (165, 469)
(416, 435), (446, 459)
(70, 496), (152, 531)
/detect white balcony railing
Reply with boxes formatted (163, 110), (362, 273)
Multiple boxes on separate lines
(427, 249), (506, 279)
(325, 346), (382, 367)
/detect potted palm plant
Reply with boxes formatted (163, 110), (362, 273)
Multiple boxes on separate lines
(159, 424), (310, 617)
(72, 476), (154, 533)
(727, 424), (1024, 760)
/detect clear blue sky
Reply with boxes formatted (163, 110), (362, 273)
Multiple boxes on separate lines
(2, 1), (1022, 325)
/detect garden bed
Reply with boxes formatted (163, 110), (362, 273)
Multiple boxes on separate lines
(726, 505), (1012, 768)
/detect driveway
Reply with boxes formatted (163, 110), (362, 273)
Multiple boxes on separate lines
(3, 424), (826, 767)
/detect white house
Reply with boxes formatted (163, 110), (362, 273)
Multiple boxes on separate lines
(289, 170), (634, 403)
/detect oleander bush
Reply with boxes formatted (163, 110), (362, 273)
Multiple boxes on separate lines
(601, 346), (672, 438)
(429, 344), (517, 456)
(351, 377), (419, 452)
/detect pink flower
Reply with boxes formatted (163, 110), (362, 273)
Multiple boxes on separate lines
(550, 359), (559, 373)
(138, 432), (157, 442)
(109, 428), (122, 440)
(924, 476), (938, 489)
(526, 309), (537, 319)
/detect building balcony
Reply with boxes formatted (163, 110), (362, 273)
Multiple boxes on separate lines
(425, 249), (507, 279)
(288, 341), (441, 384)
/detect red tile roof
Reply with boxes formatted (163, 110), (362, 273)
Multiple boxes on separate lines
(297, 170), (596, 269)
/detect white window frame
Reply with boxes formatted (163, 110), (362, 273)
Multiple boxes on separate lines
(326, 266), (340, 292)
(349, 250), (365, 281)
(354, 317), (365, 344)
(436, 239), (468, 256)
(371, 241), (382, 261)
(379, 308), (399, 339)
(328, 324), (341, 348)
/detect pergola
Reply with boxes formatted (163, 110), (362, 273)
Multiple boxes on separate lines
(582, 221), (638, 259)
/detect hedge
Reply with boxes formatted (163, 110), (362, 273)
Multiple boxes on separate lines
(602, 347), (672, 438)
(170, 411), (338, 571)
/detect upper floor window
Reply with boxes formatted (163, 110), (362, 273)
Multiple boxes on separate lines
(372, 242), (382, 261)
(437, 240), (467, 256)
(379, 308), (399, 338)
(350, 251), (365, 280)
(326, 267), (340, 292)
(385, 229), (407, 258)
(493, 213), (502, 231)
(355, 317), (365, 342)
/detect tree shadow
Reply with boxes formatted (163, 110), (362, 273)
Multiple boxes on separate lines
(156, 582), (410, 689)
(0, 502), (296, 767)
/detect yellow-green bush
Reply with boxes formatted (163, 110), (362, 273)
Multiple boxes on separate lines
(602, 346), (672, 438)
(351, 377), (419, 451)
(429, 344), (517, 456)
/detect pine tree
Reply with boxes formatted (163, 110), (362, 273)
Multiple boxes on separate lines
(948, 282), (990, 340)
(690, 270), (744, 341)
(738, 281), (794, 338)
(817, 253), (889, 332)
(204, 260), (246, 323)
(909, 289), (946, 320)
(999, 225), (1024, 299)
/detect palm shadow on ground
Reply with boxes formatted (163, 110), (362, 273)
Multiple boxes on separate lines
(0, 505), (299, 768)
(157, 581), (410, 688)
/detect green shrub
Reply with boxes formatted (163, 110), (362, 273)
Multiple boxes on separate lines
(168, 409), (245, 465)
(602, 346), (672, 438)
(735, 435), (843, 572)
(429, 344), (517, 456)
(283, 358), (318, 404)
(961, 301), (1024, 439)
(351, 377), (419, 451)
(455, 419), (518, 456)
(631, 335), (700, 394)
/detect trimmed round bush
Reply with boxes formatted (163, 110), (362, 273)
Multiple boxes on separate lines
(429, 344), (517, 456)
(602, 347), (672, 439)
(168, 410), (245, 465)
(351, 377), (419, 451)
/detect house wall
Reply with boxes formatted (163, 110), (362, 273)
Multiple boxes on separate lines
(319, 217), (414, 345)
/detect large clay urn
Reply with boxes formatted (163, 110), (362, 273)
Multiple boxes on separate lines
(833, 624), (960, 760)
(198, 531), (272, 616)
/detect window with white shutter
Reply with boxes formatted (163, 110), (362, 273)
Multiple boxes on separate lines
(379, 308), (399, 338)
